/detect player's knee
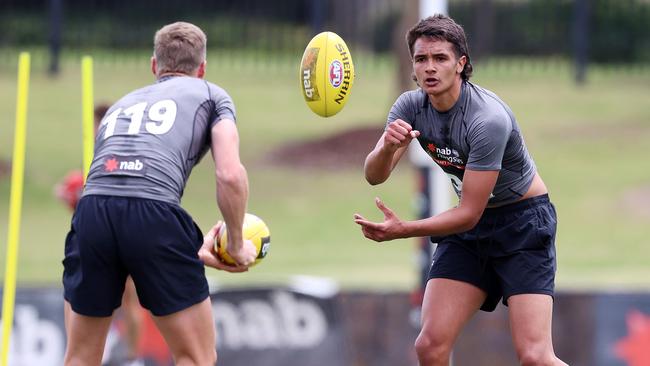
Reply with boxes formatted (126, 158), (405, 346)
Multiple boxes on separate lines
(414, 331), (452, 364)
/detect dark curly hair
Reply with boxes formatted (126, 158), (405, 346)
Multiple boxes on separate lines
(406, 14), (473, 81)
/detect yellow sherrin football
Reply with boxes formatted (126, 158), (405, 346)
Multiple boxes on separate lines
(300, 31), (355, 117)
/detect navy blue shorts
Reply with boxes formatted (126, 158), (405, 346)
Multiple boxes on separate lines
(428, 194), (557, 312)
(63, 195), (209, 316)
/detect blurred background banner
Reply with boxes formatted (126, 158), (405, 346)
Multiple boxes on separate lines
(2, 288), (650, 365)
(212, 288), (346, 366)
(0, 288), (65, 366)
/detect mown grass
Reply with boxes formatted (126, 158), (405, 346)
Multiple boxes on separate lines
(0, 51), (649, 291)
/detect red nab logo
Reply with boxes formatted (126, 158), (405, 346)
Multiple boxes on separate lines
(104, 157), (119, 172)
(103, 156), (146, 174)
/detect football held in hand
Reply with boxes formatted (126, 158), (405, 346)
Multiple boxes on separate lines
(214, 213), (271, 267)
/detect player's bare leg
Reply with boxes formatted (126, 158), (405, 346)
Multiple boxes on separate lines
(415, 279), (486, 366)
(508, 294), (568, 366)
(153, 297), (217, 366)
(122, 276), (143, 361)
(63, 300), (113, 366)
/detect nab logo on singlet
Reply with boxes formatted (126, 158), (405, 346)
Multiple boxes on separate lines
(426, 142), (465, 168)
(103, 156), (145, 173)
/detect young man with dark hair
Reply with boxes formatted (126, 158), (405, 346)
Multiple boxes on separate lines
(355, 15), (567, 366)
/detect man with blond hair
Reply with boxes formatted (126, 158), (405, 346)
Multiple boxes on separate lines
(62, 21), (257, 365)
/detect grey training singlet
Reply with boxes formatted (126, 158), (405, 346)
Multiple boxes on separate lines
(388, 81), (536, 206)
(83, 75), (236, 205)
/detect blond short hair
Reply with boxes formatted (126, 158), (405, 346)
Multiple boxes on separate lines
(153, 22), (206, 75)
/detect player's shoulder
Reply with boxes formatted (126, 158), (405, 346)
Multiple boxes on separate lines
(203, 80), (233, 101)
(465, 82), (511, 122)
(391, 88), (427, 117)
(395, 88), (426, 106)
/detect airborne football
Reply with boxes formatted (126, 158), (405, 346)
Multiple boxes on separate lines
(214, 213), (271, 266)
(300, 31), (355, 117)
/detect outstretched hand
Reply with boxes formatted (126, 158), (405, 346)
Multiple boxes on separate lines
(353, 197), (404, 242)
(198, 221), (249, 273)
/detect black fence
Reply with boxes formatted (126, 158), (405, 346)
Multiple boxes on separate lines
(1, 0), (649, 73)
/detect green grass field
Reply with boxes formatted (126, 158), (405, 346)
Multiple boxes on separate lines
(1, 52), (649, 291)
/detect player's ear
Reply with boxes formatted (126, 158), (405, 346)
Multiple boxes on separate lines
(197, 60), (206, 78)
(151, 57), (157, 77)
(411, 71), (419, 87)
(457, 55), (466, 74)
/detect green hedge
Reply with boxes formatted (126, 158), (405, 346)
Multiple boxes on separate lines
(1, 0), (649, 63)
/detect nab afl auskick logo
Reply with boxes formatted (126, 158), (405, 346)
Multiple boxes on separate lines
(329, 60), (343, 87)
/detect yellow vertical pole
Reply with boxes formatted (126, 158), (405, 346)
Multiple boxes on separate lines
(81, 56), (95, 181)
(1, 52), (31, 366)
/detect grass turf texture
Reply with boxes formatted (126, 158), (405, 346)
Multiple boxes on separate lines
(0, 52), (649, 291)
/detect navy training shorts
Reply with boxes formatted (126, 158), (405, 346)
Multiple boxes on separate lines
(63, 195), (209, 317)
(428, 194), (557, 312)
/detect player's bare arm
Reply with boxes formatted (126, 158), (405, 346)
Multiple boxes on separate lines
(211, 118), (257, 266)
(354, 169), (498, 241)
(364, 119), (420, 185)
